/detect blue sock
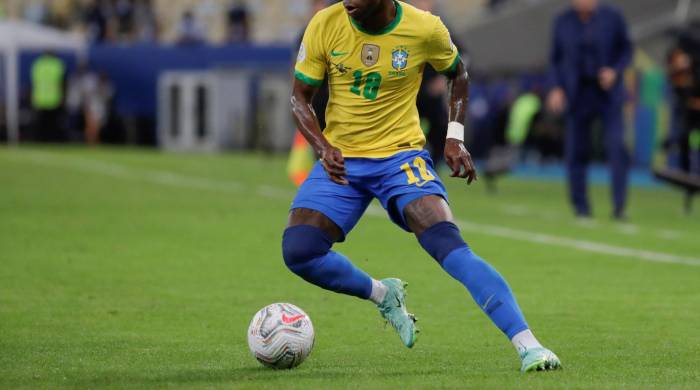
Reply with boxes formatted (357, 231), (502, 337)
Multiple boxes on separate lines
(283, 225), (372, 300)
(418, 222), (529, 339)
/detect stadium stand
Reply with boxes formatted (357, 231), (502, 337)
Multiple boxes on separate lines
(0, 0), (489, 44)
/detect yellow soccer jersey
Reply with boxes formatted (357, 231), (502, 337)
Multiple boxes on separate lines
(294, 0), (460, 158)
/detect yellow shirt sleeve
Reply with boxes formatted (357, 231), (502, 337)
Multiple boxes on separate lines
(294, 16), (327, 87)
(426, 17), (460, 74)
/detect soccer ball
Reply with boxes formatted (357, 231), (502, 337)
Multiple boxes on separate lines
(247, 303), (315, 369)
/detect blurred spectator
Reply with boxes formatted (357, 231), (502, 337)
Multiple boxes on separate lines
(114, 0), (135, 42)
(133, 0), (158, 43)
(413, 0), (467, 169)
(528, 109), (565, 162)
(511, 77), (564, 163)
(67, 64), (114, 145)
(507, 90), (541, 151)
(227, 1), (250, 44)
(23, 0), (48, 24)
(667, 24), (700, 175)
(66, 62), (90, 138)
(84, 0), (113, 44)
(548, 0), (632, 219)
(177, 10), (206, 45)
(88, 73), (115, 144)
(31, 52), (67, 142)
(467, 79), (512, 160)
(467, 82), (493, 159)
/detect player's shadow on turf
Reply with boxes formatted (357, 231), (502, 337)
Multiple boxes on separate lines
(116, 366), (447, 385)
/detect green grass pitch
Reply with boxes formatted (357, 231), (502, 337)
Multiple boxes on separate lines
(1, 146), (699, 389)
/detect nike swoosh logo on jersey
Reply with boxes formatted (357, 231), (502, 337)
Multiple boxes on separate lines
(281, 314), (305, 324)
(331, 50), (349, 57)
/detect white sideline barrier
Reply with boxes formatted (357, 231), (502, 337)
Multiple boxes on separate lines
(157, 70), (293, 153)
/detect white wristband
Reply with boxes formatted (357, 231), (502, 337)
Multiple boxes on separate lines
(446, 121), (464, 142)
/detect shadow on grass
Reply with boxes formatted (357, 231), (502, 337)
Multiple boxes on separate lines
(70, 365), (450, 386)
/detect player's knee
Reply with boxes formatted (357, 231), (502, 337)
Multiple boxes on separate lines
(417, 221), (468, 264)
(282, 225), (333, 268)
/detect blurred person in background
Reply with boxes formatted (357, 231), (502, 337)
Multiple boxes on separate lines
(67, 64), (114, 145)
(667, 24), (700, 175)
(548, 0), (632, 220)
(66, 62), (90, 139)
(512, 76), (565, 163)
(83, 0), (113, 44)
(133, 0), (159, 43)
(413, 0), (467, 169)
(88, 73), (115, 144)
(227, 0), (250, 44)
(507, 80), (543, 159)
(22, 0), (48, 25)
(480, 83), (513, 166)
(177, 10), (206, 46)
(31, 51), (67, 142)
(114, 0), (135, 43)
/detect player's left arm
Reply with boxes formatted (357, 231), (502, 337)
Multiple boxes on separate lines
(427, 17), (477, 184)
(443, 60), (477, 184)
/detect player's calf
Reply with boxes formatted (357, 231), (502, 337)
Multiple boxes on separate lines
(416, 220), (561, 371)
(282, 224), (372, 299)
(282, 222), (418, 348)
(418, 221), (528, 337)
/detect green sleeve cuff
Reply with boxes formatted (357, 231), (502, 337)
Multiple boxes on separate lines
(294, 70), (323, 87)
(438, 54), (462, 75)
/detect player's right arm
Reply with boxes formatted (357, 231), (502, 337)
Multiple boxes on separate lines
(291, 14), (348, 185)
(291, 81), (348, 185)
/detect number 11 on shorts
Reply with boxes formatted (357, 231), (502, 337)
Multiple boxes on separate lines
(400, 157), (435, 186)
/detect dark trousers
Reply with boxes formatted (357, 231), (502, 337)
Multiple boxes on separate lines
(34, 108), (67, 143)
(680, 109), (700, 173)
(565, 85), (629, 215)
(418, 96), (448, 168)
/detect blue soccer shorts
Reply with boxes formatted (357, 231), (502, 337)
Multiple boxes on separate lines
(291, 150), (448, 241)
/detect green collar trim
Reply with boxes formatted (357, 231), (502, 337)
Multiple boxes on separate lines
(350, 1), (403, 36)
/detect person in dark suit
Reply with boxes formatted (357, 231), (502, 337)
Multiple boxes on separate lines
(548, 0), (632, 219)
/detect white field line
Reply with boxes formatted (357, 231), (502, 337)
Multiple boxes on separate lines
(453, 221), (699, 266)
(616, 224), (641, 236)
(656, 230), (683, 241)
(4, 151), (700, 267)
(501, 203), (685, 241)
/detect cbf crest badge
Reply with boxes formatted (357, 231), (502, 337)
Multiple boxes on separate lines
(389, 46), (410, 78)
(361, 44), (380, 67)
(391, 47), (409, 71)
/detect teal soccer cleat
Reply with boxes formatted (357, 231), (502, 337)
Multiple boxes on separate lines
(520, 347), (562, 372)
(377, 278), (418, 348)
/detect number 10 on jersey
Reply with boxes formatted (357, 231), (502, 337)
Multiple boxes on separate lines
(350, 71), (382, 101)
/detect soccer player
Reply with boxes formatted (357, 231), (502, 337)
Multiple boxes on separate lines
(284, 0), (561, 372)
